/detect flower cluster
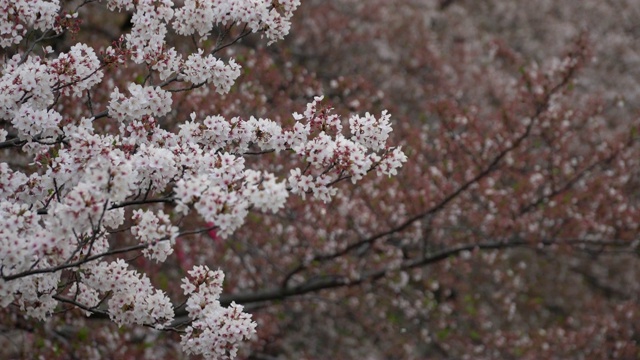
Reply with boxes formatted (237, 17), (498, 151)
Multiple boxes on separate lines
(124, 0), (174, 64)
(174, 154), (254, 237)
(81, 259), (175, 328)
(49, 43), (103, 98)
(0, 163), (28, 200)
(66, 282), (100, 316)
(287, 96), (407, 200)
(242, 170), (288, 213)
(181, 50), (241, 93)
(180, 266), (256, 359)
(173, 0), (301, 43)
(372, 147), (408, 177)
(0, 56), (55, 119)
(131, 209), (179, 263)
(131, 144), (179, 190)
(349, 110), (393, 151)
(11, 106), (62, 141)
(108, 83), (172, 123)
(0, 0), (60, 47)
(0, 202), (56, 317)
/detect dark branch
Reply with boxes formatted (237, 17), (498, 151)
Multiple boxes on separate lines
(222, 237), (635, 307)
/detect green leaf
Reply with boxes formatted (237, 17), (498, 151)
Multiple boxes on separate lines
(436, 328), (451, 340)
(77, 327), (90, 341)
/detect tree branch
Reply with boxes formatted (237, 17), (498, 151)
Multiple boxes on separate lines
(223, 237), (636, 307)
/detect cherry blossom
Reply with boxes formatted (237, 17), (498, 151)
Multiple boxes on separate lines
(0, 0), (404, 358)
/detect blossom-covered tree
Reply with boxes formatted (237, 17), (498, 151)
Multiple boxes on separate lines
(230, 0), (640, 358)
(0, 0), (406, 358)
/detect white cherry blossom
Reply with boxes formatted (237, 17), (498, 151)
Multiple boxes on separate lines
(0, 1), (405, 358)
